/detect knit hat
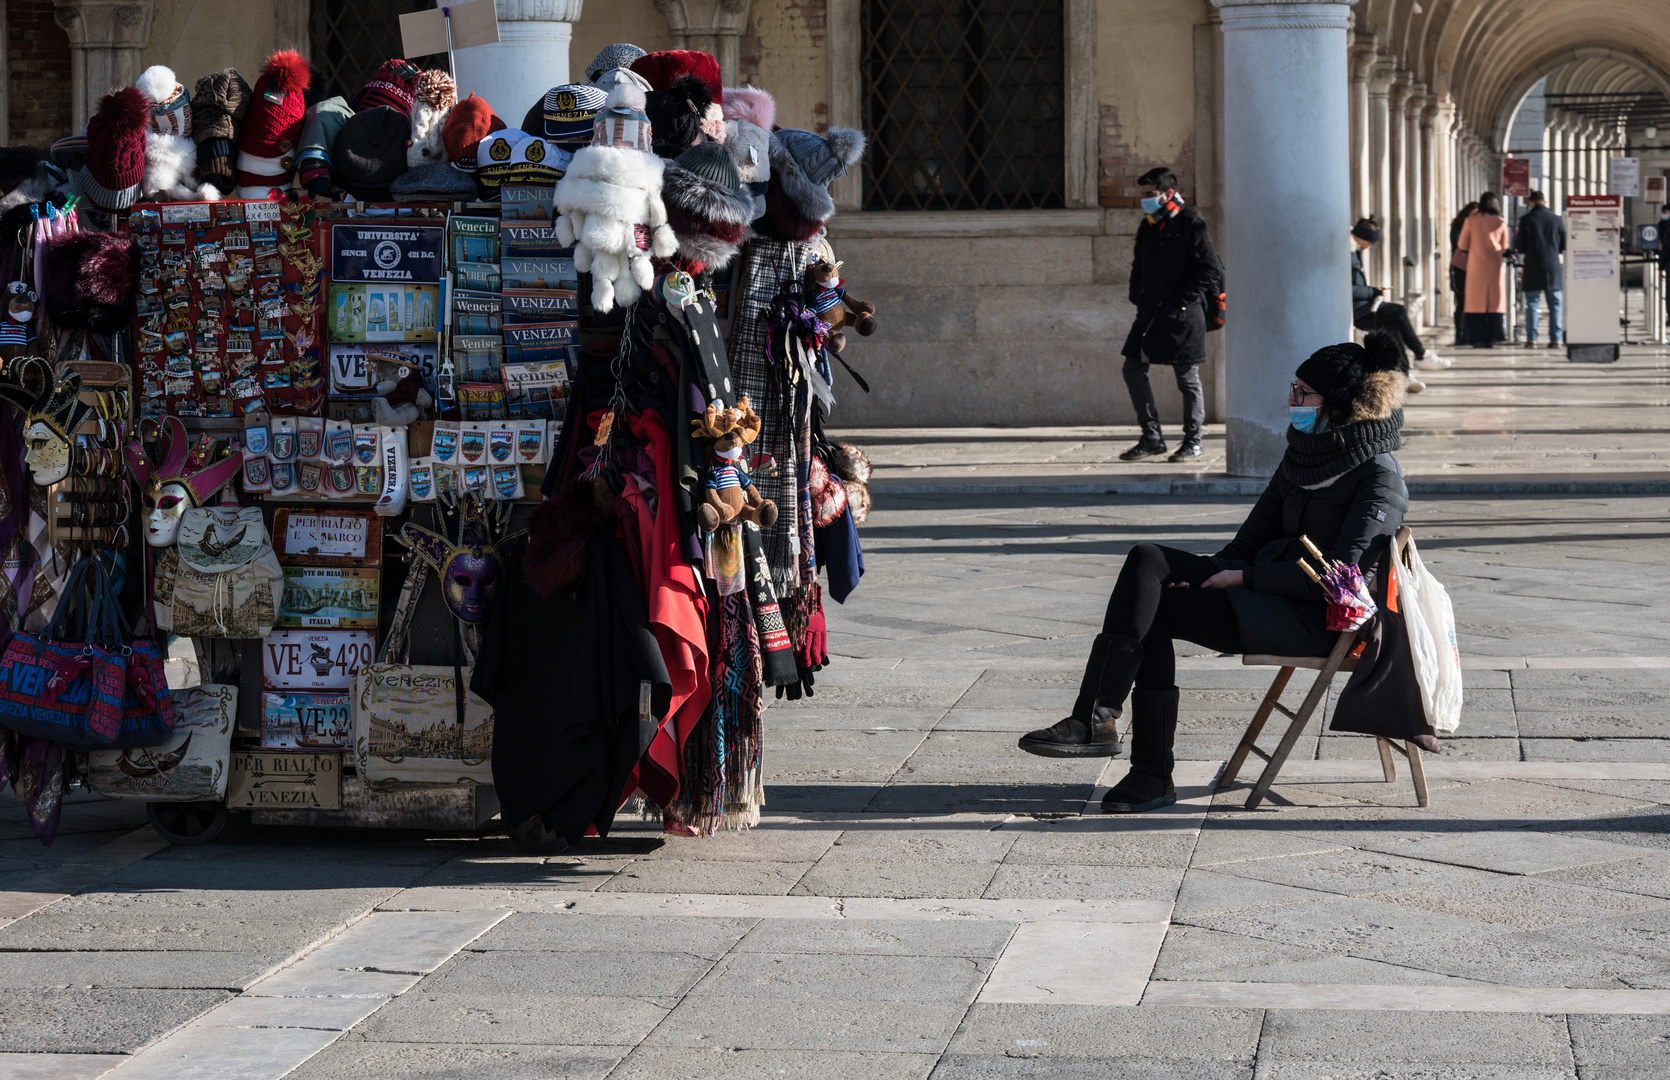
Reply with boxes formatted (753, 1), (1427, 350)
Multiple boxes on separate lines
(349, 59), (420, 115)
(236, 50), (310, 198)
(77, 87), (149, 212)
(591, 83), (653, 154)
(1295, 331), (1405, 419)
(586, 43), (647, 84)
(136, 65), (191, 138)
(408, 69), (459, 168)
(443, 95), (504, 171)
(541, 83), (607, 144)
(764, 127), (865, 241)
(662, 142), (753, 274)
(1351, 216), (1382, 244)
(192, 67), (252, 192)
(296, 96), (354, 195)
(390, 161), (479, 200)
(335, 106), (412, 202)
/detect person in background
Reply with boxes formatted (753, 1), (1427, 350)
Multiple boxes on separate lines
(1513, 190), (1565, 348)
(1449, 202), (1479, 347)
(1659, 204), (1670, 327)
(1118, 167), (1223, 464)
(1350, 217), (1447, 393)
(1458, 191), (1511, 348)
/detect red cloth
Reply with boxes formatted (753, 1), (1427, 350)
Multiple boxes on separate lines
(623, 410), (710, 808)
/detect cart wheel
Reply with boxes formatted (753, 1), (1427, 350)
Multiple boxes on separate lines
(146, 801), (231, 845)
(508, 816), (570, 854)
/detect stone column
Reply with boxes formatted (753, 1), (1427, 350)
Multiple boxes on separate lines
(1417, 96), (1437, 328)
(655, 0), (753, 85)
(1348, 33), (1376, 218)
(53, 0), (151, 132)
(1406, 88), (1427, 320)
(1388, 77), (1410, 303)
(1212, 0), (1357, 477)
(1366, 57), (1395, 289)
(452, 0), (584, 125)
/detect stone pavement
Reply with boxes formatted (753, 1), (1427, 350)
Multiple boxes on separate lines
(3, 343), (1670, 1079)
(843, 341), (1670, 494)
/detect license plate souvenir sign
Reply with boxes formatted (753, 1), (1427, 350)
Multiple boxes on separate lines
(261, 692), (352, 749)
(262, 629), (376, 690)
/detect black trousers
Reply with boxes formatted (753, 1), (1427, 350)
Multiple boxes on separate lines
(1122, 354), (1204, 443)
(1077, 544), (1245, 715)
(1353, 303), (1422, 371)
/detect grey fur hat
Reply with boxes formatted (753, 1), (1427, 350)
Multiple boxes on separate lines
(586, 43), (647, 84)
(662, 142), (754, 272)
(775, 127), (865, 188)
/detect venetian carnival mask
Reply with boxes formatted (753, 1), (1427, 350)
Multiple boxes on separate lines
(126, 416), (244, 548)
(398, 492), (525, 625)
(0, 357), (94, 487)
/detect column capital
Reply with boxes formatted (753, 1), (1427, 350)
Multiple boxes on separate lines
(1211, 0), (1357, 33)
(1367, 57), (1398, 96)
(494, 0), (584, 20)
(1349, 30), (1378, 79)
(654, 0), (749, 36)
(53, 0), (151, 50)
(1388, 77), (1414, 112)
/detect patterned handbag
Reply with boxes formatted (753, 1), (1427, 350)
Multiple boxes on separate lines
(89, 683), (234, 801)
(0, 556), (172, 749)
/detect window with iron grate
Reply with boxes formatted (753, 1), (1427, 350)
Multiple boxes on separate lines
(862, 0), (1066, 211)
(309, 0), (449, 102)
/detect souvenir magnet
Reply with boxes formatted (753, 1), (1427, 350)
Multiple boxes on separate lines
(325, 421), (354, 465)
(459, 422), (487, 464)
(242, 454), (272, 492)
(354, 465), (380, 495)
(352, 425), (379, 466)
(430, 421), (460, 464)
(329, 463), (356, 497)
(488, 425), (514, 463)
(408, 459), (435, 502)
(514, 421), (548, 464)
(298, 461), (323, 493)
(269, 460), (296, 494)
(491, 463), (524, 500)
(297, 416), (323, 460)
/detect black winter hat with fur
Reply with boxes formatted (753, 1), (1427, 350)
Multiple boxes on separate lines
(644, 75), (712, 159)
(1296, 330), (1405, 421)
(662, 142), (753, 273)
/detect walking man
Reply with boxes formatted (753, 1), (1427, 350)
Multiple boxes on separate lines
(1119, 167), (1222, 463)
(1514, 190), (1565, 347)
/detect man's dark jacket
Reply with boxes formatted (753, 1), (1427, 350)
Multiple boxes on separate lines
(1121, 206), (1222, 366)
(1513, 203), (1565, 291)
(1350, 247), (1378, 322)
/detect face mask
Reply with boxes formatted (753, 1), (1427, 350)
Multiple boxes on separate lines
(1290, 406), (1323, 435)
(1140, 196), (1163, 215)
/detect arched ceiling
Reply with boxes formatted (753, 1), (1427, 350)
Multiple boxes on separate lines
(1354, 0), (1670, 148)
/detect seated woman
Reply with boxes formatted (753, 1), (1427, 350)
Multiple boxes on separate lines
(1018, 331), (1409, 812)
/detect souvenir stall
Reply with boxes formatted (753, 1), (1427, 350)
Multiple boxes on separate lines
(0, 42), (872, 849)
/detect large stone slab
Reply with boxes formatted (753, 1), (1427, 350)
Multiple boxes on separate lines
(1254, 1008), (1574, 1064)
(285, 1042), (627, 1080)
(0, 988), (230, 1054)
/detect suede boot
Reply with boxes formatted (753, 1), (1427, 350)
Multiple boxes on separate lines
(1017, 635), (1142, 758)
(1101, 687), (1179, 813)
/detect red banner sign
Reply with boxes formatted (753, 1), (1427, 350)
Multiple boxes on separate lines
(1501, 158), (1530, 197)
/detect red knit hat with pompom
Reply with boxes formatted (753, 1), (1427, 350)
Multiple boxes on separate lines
(78, 87), (149, 212)
(236, 50), (310, 198)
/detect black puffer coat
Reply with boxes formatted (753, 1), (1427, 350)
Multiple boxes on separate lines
(1212, 452), (1408, 657)
(1121, 206), (1222, 366)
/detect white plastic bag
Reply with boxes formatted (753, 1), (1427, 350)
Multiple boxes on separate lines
(1397, 537), (1463, 734)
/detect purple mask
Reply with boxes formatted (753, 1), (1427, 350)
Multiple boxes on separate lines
(399, 492), (524, 627)
(442, 547), (503, 624)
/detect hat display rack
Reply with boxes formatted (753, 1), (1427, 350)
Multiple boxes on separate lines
(0, 36), (877, 850)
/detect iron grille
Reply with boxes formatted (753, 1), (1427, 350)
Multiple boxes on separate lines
(310, 0), (449, 102)
(862, 0), (1065, 211)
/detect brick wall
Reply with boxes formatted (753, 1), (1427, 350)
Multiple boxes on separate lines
(8, 0), (74, 147)
(1098, 103), (1195, 208)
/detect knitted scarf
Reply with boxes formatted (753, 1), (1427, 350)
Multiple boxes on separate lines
(1145, 191), (1185, 225)
(1280, 410), (1403, 487)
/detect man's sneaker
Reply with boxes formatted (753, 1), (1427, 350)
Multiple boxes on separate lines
(1549, 340), (1562, 349)
(1407, 376), (1426, 393)
(1119, 439), (1168, 461)
(1413, 352), (1451, 370)
(1167, 441), (1204, 463)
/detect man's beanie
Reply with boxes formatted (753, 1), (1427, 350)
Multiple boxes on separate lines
(349, 59), (420, 115)
(1351, 216), (1382, 244)
(1296, 331), (1403, 416)
(192, 68), (252, 192)
(541, 83), (607, 144)
(77, 87), (149, 212)
(335, 106), (412, 202)
(236, 50), (310, 198)
(443, 95), (504, 171)
(586, 43), (646, 84)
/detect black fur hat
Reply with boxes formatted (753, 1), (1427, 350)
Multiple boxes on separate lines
(662, 143), (753, 273)
(644, 75), (712, 159)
